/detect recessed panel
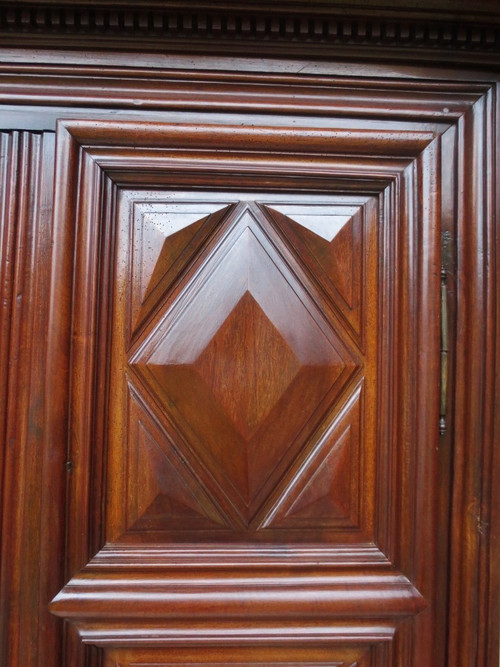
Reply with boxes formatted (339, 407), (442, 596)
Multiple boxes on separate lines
(109, 193), (374, 541)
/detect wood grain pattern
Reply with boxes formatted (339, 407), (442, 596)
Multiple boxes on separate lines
(264, 204), (364, 341)
(131, 202), (232, 332)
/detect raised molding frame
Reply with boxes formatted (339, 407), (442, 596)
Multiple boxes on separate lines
(46, 119), (438, 665)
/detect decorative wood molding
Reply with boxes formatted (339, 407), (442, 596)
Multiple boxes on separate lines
(0, 67), (489, 116)
(0, 4), (500, 59)
(0, 131), (63, 666)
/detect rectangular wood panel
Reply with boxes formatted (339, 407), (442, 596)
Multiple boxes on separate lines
(112, 192), (373, 541)
(48, 119), (441, 665)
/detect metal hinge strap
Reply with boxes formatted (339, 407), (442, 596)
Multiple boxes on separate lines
(439, 267), (449, 436)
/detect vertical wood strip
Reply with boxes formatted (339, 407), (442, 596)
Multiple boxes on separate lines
(0, 130), (19, 667)
(488, 82), (500, 667)
(448, 88), (498, 667)
(0, 131), (62, 665)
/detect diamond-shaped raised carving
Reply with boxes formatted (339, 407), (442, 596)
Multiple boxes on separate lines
(195, 291), (300, 439)
(131, 204), (359, 523)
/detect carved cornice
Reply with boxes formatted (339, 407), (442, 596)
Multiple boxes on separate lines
(0, 4), (499, 57)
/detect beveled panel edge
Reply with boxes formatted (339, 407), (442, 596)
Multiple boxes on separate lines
(85, 543), (392, 568)
(111, 648), (388, 667)
(105, 643), (382, 667)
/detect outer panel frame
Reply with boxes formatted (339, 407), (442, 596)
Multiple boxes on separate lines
(47, 118), (440, 666)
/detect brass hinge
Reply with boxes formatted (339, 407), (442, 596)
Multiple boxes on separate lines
(440, 267), (449, 436)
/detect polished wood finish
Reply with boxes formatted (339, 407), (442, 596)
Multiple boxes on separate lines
(0, 5), (499, 667)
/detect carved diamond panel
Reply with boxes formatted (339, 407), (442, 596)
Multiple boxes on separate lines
(130, 203), (360, 525)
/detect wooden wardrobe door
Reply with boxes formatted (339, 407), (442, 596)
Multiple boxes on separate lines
(45, 119), (443, 666)
(1, 7), (499, 662)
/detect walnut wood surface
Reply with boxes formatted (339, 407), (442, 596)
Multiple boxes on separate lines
(0, 12), (498, 667)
